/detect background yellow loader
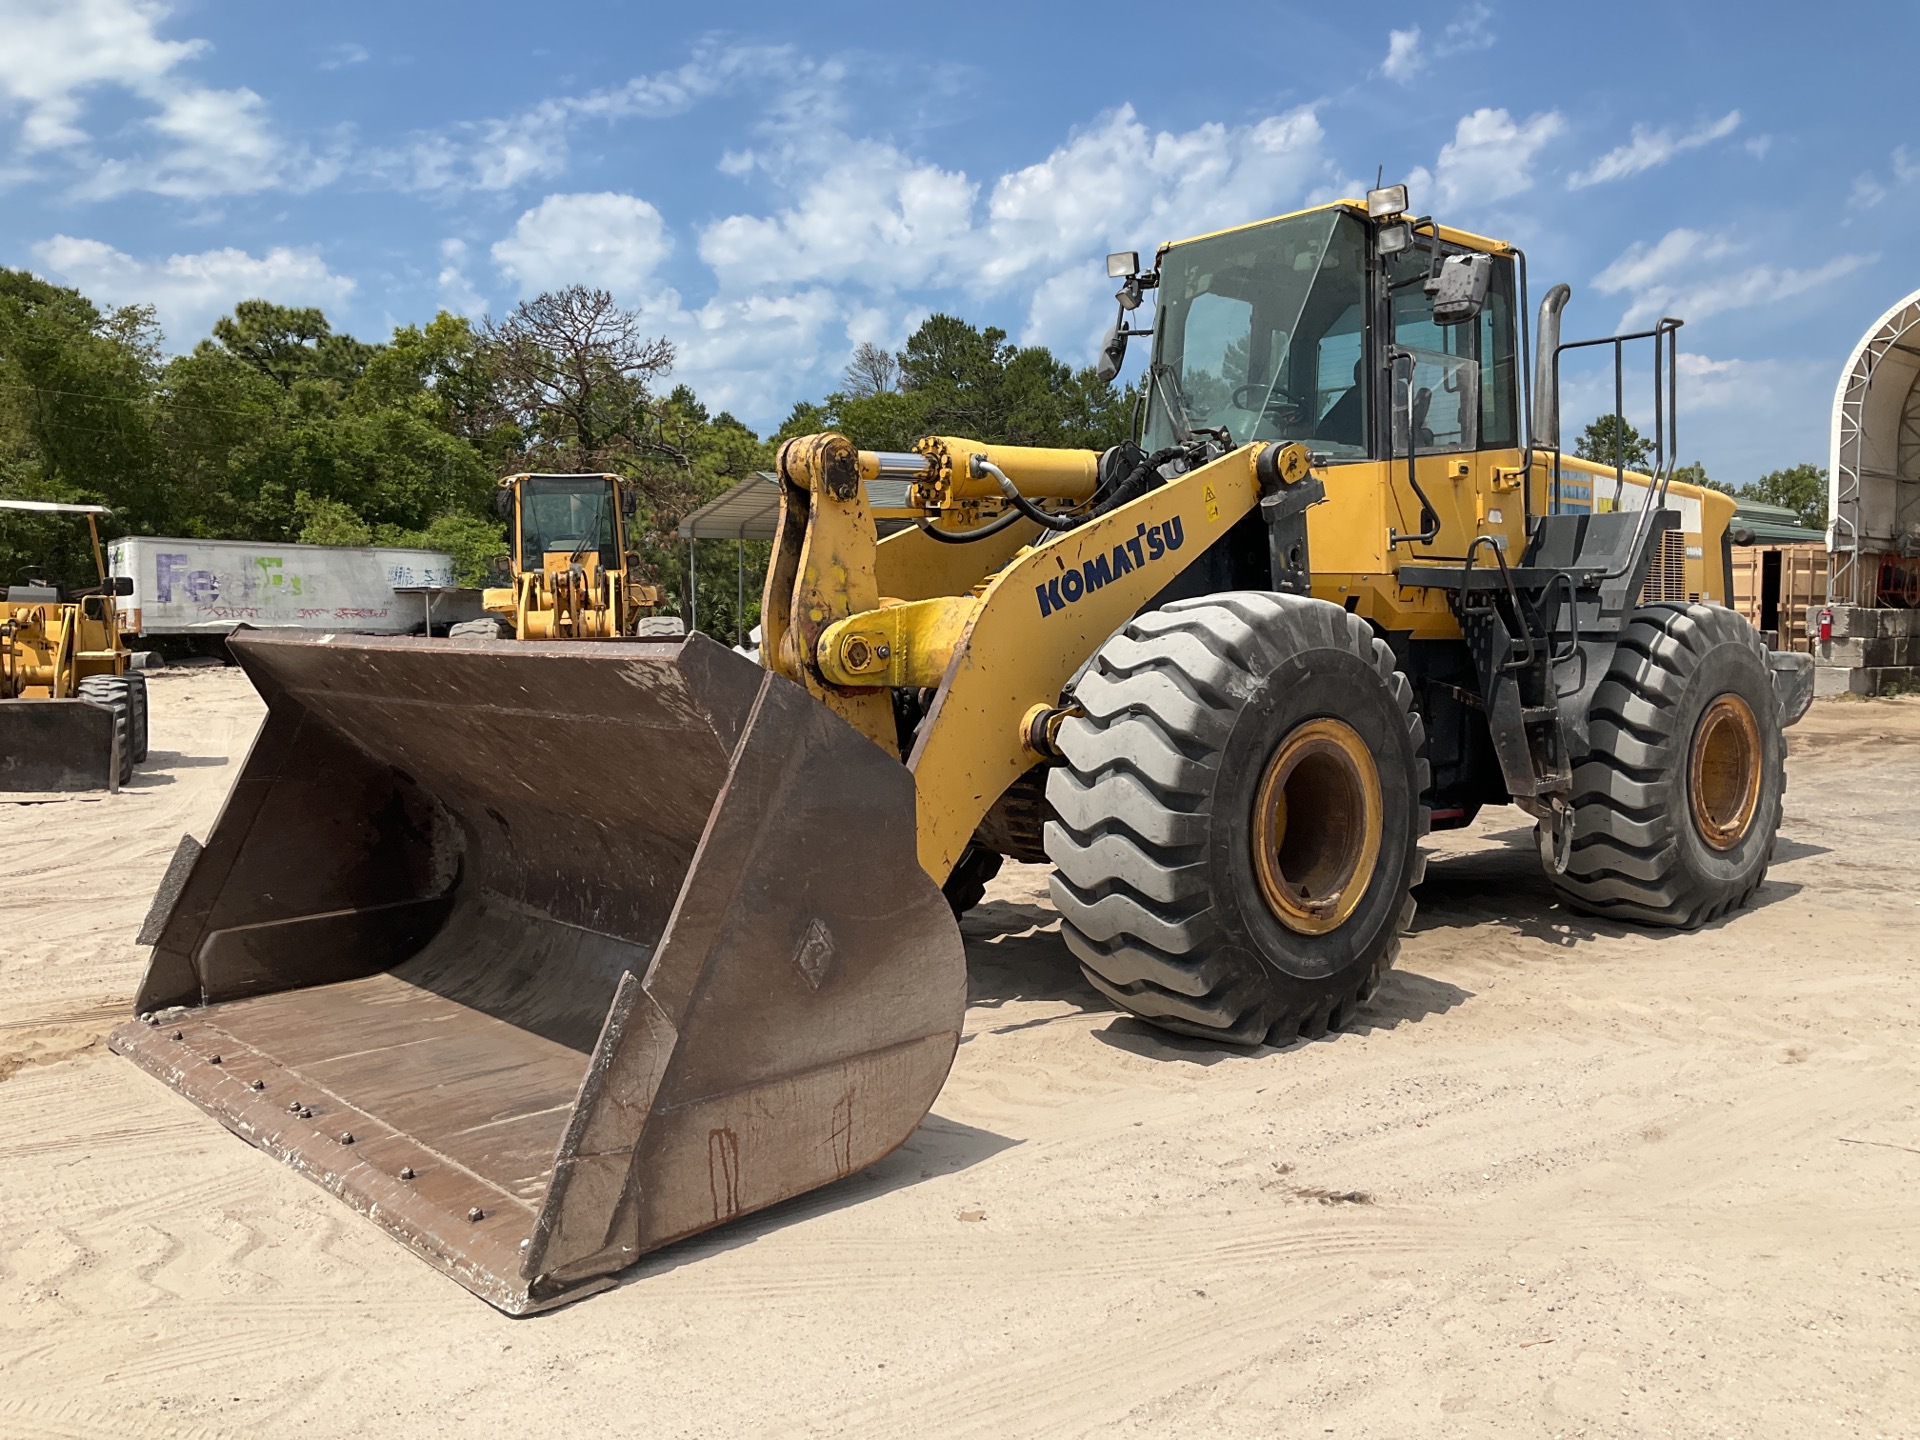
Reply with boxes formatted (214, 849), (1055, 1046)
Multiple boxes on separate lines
(1, 498), (147, 790)
(114, 187), (1812, 1311)
(450, 471), (681, 640)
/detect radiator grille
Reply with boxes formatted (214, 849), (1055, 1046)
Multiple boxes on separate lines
(1641, 528), (1688, 604)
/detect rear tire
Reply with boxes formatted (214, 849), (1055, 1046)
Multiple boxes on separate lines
(77, 675), (134, 784)
(1045, 593), (1429, 1046)
(943, 843), (1004, 917)
(1553, 602), (1784, 927)
(125, 671), (149, 762)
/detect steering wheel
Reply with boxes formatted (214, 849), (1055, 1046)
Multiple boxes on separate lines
(1231, 383), (1302, 423)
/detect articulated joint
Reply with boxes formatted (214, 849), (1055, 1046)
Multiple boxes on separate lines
(1254, 441), (1314, 495)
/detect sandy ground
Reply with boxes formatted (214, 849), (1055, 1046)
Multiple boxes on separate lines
(2, 665), (1917, 1439)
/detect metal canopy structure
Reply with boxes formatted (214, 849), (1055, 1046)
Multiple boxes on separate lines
(675, 473), (916, 541)
(1830, 287), (1920, 603)
(676, 472), (917, 638)
(0, 499), (112, 515)
(677, 472), (782, 542)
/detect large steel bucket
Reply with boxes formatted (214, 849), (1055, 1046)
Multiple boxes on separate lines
(0, 698), (118, 790)
(110, 630), (964, 1313)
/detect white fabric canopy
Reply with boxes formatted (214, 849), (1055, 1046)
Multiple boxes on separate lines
(1830, 288), (1920, 598)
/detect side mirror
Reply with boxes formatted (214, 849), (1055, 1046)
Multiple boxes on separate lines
(620, 486), (639, 519)
(111, 575), (134, 596)
(492, 488), (513, 518)
(1425, 253), (1493, 325)
(1094, 321), (1129, 386)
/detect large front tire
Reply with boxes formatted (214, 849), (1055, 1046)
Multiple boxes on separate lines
(1554, 602), (1785, 927)
(77, 675), (134, 784)
(1044, 593), (1429, 1046)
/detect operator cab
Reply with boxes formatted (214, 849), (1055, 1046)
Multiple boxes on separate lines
(1134, 201), (1519, 467)
(508, 473), (625, 572)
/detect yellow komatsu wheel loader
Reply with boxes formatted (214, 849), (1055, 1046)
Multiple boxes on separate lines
(113, 190), (1815, 1311)
(1, 499), (146, 790)
(453, 471), (677, 641)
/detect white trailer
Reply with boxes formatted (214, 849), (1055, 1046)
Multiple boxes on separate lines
(108, 536), (480, 636)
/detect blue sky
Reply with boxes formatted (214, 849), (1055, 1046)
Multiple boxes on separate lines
(2, 0), (1914, 482)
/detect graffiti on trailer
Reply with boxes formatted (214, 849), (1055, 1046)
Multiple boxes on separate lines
(155, 553), (221, 604)
(155, 552), (305, 603)
(153, 552), (452, 606)
(386, 563), (455, 589)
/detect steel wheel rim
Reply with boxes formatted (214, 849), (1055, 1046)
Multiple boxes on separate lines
(1251, 718), (1385, 936)
(1689, 693), (1762, 851)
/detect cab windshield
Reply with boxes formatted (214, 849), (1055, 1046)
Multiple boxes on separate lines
(1144, 209), (1369, 457)
(519, 476), (618, 569)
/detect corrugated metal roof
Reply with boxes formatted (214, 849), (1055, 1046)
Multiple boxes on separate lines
(1732, 499), (1825, 546)
(676, 473), (916, 541)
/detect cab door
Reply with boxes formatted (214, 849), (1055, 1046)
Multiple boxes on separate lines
(1381, 247), (1524, 563)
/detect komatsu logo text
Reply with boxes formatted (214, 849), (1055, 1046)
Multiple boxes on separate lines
(1035, 517), (1185, 618)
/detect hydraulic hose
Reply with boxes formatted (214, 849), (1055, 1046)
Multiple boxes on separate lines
(970, 456), (1080, 532)
(1098, 445), (1187, 515)
(914, 510), (1026, 545)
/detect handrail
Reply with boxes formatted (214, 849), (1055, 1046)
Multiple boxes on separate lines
(1458, 534), (1538, 673)
(1546, 316), (1684, 584)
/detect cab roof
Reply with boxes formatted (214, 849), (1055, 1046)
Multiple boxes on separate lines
(1159, 200), (1513, 260)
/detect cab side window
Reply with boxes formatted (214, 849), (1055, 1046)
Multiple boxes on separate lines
(1477, 260), (1519, 449)
(1388, 251), (1478, 454)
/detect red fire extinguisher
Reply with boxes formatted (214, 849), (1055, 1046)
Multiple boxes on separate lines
(1818, 607), (1833, 643)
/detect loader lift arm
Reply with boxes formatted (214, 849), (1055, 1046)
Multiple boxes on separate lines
(762, 429), (1311, 883)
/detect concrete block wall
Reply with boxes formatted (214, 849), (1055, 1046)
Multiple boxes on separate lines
(1814, 606), (1920, 697)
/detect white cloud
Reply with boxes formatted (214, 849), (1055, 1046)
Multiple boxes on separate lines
(1593, 226), (1872, 329)
(1591, 228), (1733, 294)
(699, 141), (978, 292)
(32, 234), (355, 341)
(1381, 6), (1491, 83)
(1407, 107), (1565, 211)
(491, 192), (673, 295)
(375, 44), (788, 194)
(696, 101), (1329, 363)
(1383, 28), (1424, 82)
(1440, 4), (1494, 53)
(0, 0), (312, 197)
(319, 43), (368, 71)
(436, 238), (484, 315)
(1567, 111), (1740, 189)
(1849, 174), (1888, 211)
(1849, 145), (1920, 211)
(0, 0), (199, 151)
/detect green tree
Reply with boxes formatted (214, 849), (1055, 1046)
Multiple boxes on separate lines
(0, 269), (163, 587)
(1669, 460), (1723, 493)
(774, 315), (1135, 454)
(1573, 413), (1655, 472)
(1743, 463), (1827, 530)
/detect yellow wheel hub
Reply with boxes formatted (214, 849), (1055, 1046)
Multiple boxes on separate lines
(1251, 718), (1385, 936)
(1689, 693), (1762, 851)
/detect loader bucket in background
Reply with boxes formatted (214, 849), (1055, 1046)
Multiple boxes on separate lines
(0, 698), (117, 791)
(109, 629), (965, 1314)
